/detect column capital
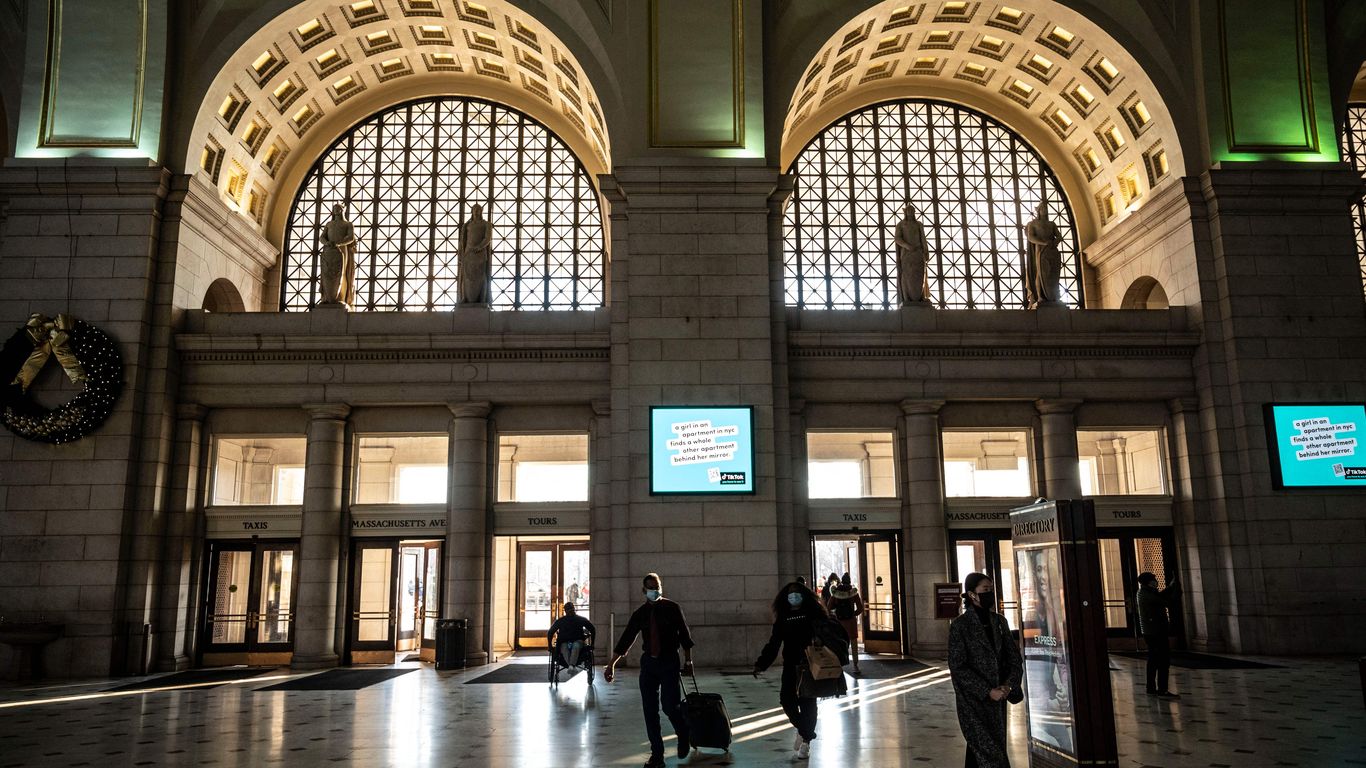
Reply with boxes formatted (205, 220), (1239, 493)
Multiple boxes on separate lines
(447, 401), (492, 419)
(1167, 397), (1199, 416)
(591, 399), (610, 417)
(900, 399), (945, 416)
(175, 402), (208, 422)
(1035, 398), (1082, 416)
(303, 403), (351, 421)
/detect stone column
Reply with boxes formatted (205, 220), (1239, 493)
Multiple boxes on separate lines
(446, 402), (491, 666)
(154, 403), (207, 671)
(1036, 399), (1083, 500)
(901, 400), (948, 655)
(292, 403), (350, 669)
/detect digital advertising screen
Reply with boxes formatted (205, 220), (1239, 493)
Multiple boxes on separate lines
(1264, 404), (1366, 488)
(1016, 542), (1076, 761)
(649, 406), (754, 495)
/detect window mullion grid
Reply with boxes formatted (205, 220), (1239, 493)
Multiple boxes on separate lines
(396, 105), (415, 311)
(791, 169), (804, 307)
(954, 107), (973, 309)
(926, 103), (947, 309)
(426, 100), (442, 311)
(543, 118), (553, 310)
(872, 105), (888, 309)
(845, 114), (860, 309)
(980, 114), (1002, 310)
(819, 131), (833, 309)
(367, 116), (384, 312)
(485, 106), (499, 306)
(1010, 133), (1026, 308)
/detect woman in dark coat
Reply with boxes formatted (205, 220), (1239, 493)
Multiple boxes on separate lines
(753, 581), (830, 762)
(948, 572), (1023, 768)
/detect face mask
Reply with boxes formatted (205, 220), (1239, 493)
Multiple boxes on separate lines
(645, 589), (660, 602)
(975, 591), (996, 611)
(787, 593), (803, 607)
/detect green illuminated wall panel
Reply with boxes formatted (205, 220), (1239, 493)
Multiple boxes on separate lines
(1204, 0), (1338, 162)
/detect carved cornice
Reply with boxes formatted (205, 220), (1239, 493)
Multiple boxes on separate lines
(177, 346), (609, 364)
(789, 344), (1197, 359)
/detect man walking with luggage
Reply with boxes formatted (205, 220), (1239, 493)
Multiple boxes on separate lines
(605, 573), (694, 767)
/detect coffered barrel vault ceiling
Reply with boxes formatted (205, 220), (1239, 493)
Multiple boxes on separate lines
(184, 0), (611, 244)
(780, 0), (1189, 241)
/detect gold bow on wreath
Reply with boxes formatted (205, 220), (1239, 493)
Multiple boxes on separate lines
(12, 313), (87, 393)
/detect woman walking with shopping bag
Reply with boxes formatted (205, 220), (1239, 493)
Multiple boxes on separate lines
(752, 581), (837, 761)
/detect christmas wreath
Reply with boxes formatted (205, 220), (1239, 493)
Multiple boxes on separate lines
(1, 314), (124, 444)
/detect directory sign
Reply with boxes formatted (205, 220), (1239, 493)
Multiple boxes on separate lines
(1265, 404), (1366, 488)
(1010, 499), (1118, 768)
(649, 406), (754, 494)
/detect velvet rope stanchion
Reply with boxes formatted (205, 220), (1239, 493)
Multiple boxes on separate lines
(1, 315), (124, 444)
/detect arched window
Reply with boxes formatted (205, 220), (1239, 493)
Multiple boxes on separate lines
(282, 97), (605, 311)
(784, 100), (1081, 310)
(1342, 103), (1366, 293)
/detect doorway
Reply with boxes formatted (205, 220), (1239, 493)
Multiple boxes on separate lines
(948, 530), (1021, 630)
(515, 541), (590, 649)
(348, 539), (443, 664)
(810, 533), (901, 654)
(200, 541), (300, 666)
(1095, 527), (1182, 646)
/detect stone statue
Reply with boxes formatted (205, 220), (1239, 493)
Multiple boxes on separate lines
(457, 203), (493, 304)
(1025, 201), (1064, 307)
(318, 204), (357, 308)
(894, 203), (933, 305)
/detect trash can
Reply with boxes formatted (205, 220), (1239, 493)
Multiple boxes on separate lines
(436, 618), (468, 670)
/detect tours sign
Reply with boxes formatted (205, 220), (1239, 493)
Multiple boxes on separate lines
(1009, 499), (1118, 768)
(649, 406), (755, 494)
(1265, 404), (1366, 488)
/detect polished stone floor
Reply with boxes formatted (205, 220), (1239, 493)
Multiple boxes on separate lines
(0, 653), (1362, 767)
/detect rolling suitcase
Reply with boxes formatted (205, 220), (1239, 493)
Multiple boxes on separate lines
(681, 670), (733, 751)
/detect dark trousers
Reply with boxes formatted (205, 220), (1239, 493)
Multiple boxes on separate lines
(779, 664), (818, 742)
(639, 654), (689, 758)
(1145, 632), (1171, 692)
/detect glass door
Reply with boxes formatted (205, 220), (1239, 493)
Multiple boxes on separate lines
(396, 546), (423, 651)
(420, 542), (443, 659)
(949, 530), (1019, 629)
(201, 541), (300, 664)
(516, 542), (590, 649)
(1096, 528), (1181, 644)
(350, 541), (397, 662)
(858, 535), (901, 654)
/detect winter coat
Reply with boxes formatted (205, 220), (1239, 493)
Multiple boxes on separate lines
(948, 607), (1023, 768)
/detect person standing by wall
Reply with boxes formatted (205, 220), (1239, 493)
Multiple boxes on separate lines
(949, 572), (1023, 768)
(825, 573), (864, 673)
(752, 582), (830, 761)
(605, 573), (694, 768)
(1136, 572), (1180, 698)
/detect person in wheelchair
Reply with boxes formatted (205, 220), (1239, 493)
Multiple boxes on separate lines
(547, 601), (596, 682)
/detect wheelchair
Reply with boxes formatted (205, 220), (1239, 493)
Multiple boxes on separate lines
(549, 636), (595, 685)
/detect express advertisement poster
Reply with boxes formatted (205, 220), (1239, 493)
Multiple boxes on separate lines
(649, 406), (755, 494)
(1265, 404), (1366, 488)
(1017, 543), (1076, 759)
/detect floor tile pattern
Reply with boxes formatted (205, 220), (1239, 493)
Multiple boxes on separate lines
(0, 655), (1361, 767)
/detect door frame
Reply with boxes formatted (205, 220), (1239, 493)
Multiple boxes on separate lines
(349, 539), (400, 663)
(947, 529), (1020, 628)
(1096, 526), (1183, 645)
(514, 541), (590, 649)
(809, 531), (903, 654)
(198, 540), (301, 666)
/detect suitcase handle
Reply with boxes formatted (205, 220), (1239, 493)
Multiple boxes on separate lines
(681, 667), (701, 698)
